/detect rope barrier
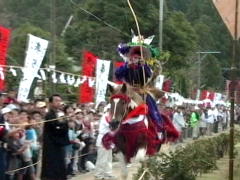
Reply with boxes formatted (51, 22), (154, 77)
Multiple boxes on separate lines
(66, 150), (97, 160)
(5, 150), (96, 173)
(0, 114), (74, 126)
(6, 161), (40, 173)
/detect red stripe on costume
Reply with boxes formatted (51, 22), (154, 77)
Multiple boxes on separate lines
(123, 103), (148, 123)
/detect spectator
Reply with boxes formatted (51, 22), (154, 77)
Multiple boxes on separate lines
(207, 106), (214, 136)
(41, 94), (70, 180)
(94, 104), (116, 179)
(33, 80), (44, 100)
(200, 109), (208, 136)
(191, 106), (200, 140)
(3, 90), (18, 105)
(172, 106), (186, 143)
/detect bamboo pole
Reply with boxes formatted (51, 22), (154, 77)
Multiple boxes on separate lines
(229, 0), (238, 179)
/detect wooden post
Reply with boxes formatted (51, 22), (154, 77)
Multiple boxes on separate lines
(229, 0), (238, 180)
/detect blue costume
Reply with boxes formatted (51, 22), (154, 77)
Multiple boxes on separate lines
(115, 62), (164, 131)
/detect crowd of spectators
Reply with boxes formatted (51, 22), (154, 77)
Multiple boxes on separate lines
(0, 89), (232, 180)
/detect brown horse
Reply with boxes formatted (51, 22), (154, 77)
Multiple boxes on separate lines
(103, 83), (161, 180)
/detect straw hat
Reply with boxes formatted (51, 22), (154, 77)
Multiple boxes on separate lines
(74, 109), (82, 114)
(36, 101), (47, 108)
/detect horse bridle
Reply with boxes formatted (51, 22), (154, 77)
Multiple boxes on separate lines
(110, 94), (131, 122)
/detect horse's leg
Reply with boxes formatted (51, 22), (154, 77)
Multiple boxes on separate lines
(116, 152), (128, 180)
(135, 132), (148, 162)
(135, 118), (149, 162)
(115, 133), (128, 180)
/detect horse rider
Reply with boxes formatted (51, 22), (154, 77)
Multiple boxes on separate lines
(116, 38), (179, 141)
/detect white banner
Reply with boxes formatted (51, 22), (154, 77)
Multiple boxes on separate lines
(155, 75), (164, 90)
(18, 34), (49, 102)
(214, 93), (222, 104)
(95, 59), (110, 105)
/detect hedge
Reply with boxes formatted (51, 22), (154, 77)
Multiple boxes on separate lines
(133, 130), (240, 180)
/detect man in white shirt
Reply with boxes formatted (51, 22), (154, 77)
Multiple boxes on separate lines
(94, 104), (117, 180)
(172, 106), (186, 143)
(213, 105), (223, 133)
(34, 80), (44, 99)
(207, 107), (214, 136)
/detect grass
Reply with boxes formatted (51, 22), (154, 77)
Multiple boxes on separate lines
(196, 143), (240, 180)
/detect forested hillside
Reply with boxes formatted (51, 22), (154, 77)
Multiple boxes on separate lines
(0, 0), (233, 97)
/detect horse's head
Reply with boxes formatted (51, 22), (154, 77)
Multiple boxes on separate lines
(108, 83), (141, 130)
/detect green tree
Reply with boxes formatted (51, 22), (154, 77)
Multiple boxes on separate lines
(64, 0), (164, 62)
(201, 55), (222, 90)
(8, 23), (71, 71)
(6, 23), (74, 96)
(1, 0), (234, 95)
(1, 0), (74, 35)
(163, 12), (197, 71)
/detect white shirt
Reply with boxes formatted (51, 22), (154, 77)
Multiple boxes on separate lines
(172, 112), (185, 132)
(34, 87), (43, 98)
(207, 109), (214, 123)
(96, 113), (111, 147)
(200, 113), (208, 128)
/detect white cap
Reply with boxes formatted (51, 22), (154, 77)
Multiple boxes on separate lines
(6, 104), (20, 110)
(194, 106), (200, 110)
(58, 111), (65, 117)
(2, 107), (11, 114)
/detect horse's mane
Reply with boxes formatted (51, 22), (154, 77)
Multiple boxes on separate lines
(126, 86), (144, 105)
(114, 84), (144, 105)
(113, 83), (164, 104)
(126, 85), (164, 102)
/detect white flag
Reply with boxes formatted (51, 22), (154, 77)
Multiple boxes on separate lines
(18, 34), (49, 102)
(155, 75), (164, 90)
(95, 59), (110, 105)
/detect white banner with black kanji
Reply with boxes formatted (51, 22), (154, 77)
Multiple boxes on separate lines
(95, 59), (110, 105)
(18, 34), (49, 102)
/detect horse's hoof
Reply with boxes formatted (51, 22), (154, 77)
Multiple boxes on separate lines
(135, 148), (147, 162)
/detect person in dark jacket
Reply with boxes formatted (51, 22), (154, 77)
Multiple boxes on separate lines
(41, 94), (70, 180)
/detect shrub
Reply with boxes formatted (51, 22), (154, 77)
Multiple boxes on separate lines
(133, 131), (240, 180)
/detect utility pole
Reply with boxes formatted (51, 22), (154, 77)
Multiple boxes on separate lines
(159, 0), (164, 52)
(50, 0), (56, 94)
(229, 0), (238, 179)
(196, 51), (221, 89)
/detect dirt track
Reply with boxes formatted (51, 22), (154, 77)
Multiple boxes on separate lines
(71, 143), (178, 180)
(71, 126), (229, 180)
(71, 161), (139, 180)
